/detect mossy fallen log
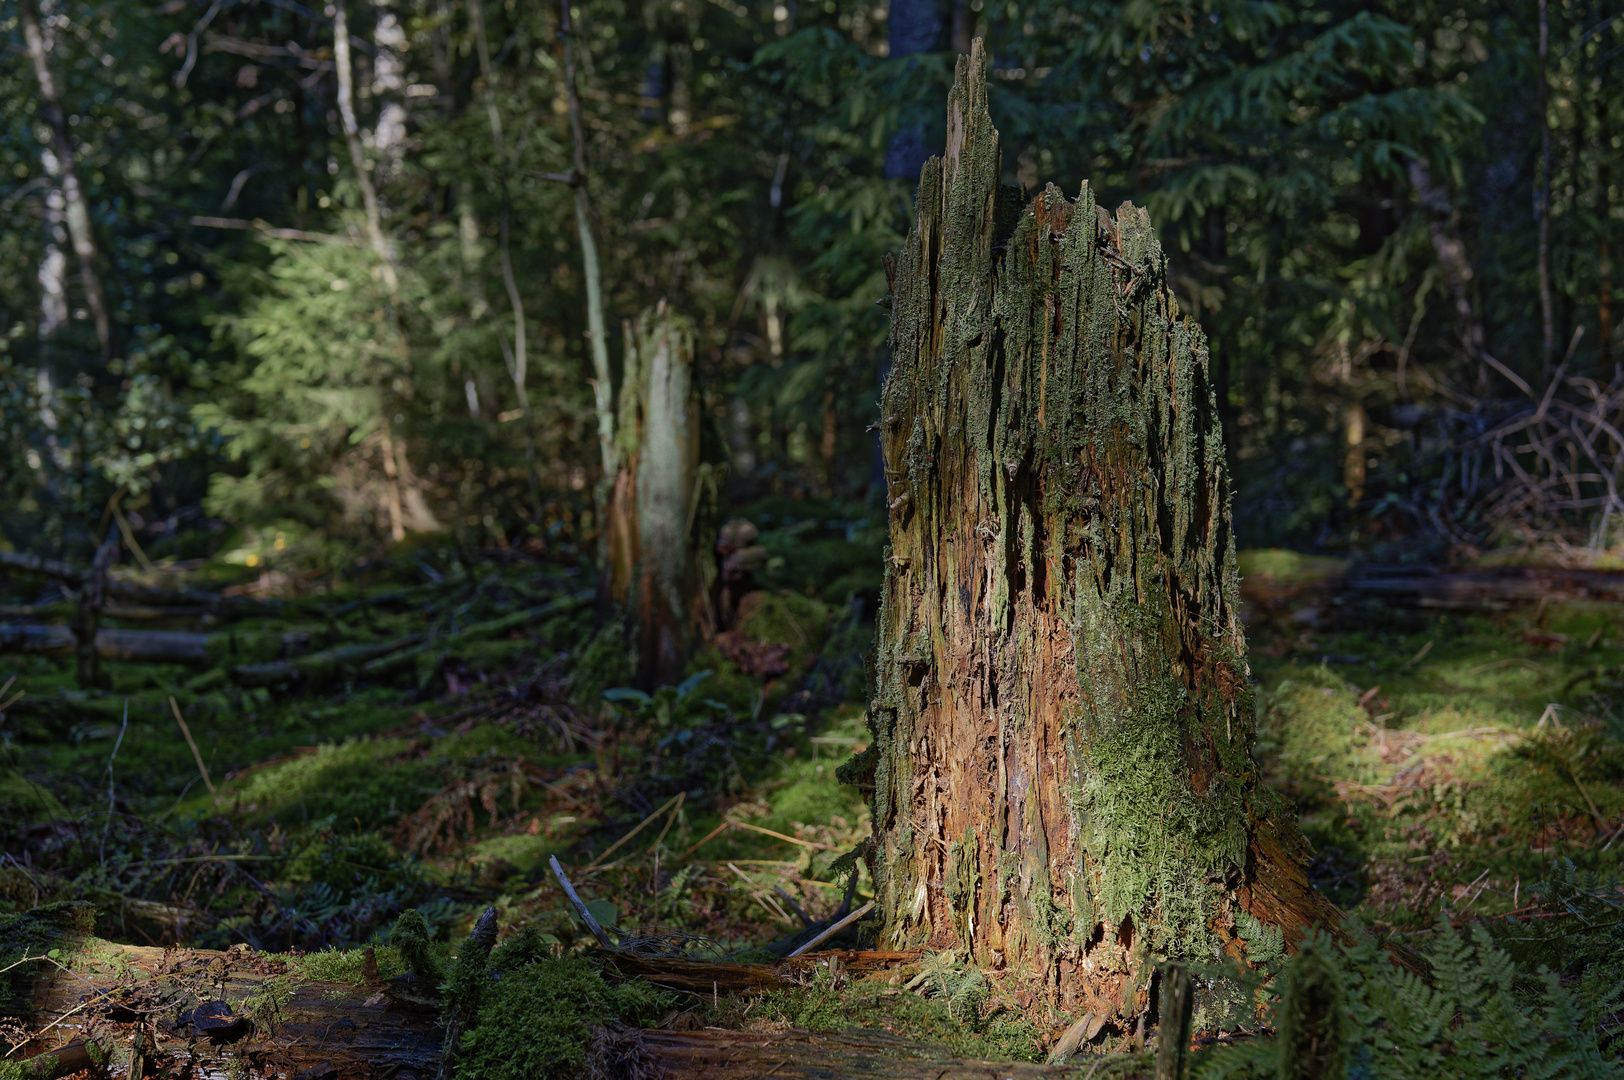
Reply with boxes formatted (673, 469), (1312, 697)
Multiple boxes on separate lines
(0, 625), (210, 663)
(5, 906), (441, 1080)
(640, 1027), (1129, 1079)
(0, 550), (279, 618)
(6, 931), (1129, 1080)
(230, 637), (425, 688)
(356, 592), (594, 679)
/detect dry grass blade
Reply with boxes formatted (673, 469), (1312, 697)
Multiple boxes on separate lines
(677, 820), (837, 861)
(585, 791), (685, 871)
(168, 696), (215, 795)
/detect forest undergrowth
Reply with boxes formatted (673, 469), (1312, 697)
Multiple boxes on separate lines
(2, 516), (1623, 1075)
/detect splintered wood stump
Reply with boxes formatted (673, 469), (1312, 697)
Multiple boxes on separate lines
(602, 306), (726, 686)
(849, 39), (1340, 1018)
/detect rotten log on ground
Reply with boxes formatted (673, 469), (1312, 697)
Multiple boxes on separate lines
(642, 1027), (1136, 1079)
(1345, 563), (1624, 609)
(9, 921), (442, 1080)
(8, 931), (1114, 1080)
(0, 624), (210, 663)
(0, 550), (277, 617)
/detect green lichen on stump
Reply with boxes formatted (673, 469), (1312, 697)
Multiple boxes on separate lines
(851, 38), (1338, 1013)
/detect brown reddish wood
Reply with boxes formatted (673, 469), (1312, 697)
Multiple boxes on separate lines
(849, 39), (1341, 1018)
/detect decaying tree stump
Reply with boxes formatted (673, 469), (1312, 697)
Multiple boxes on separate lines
(602, 306), (727, 686)
(847, 40), (1341, 1021)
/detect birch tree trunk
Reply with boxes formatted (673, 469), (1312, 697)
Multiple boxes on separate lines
(850, 42), (1340, 1021)
(19, 0), (112, 361)
(333, 0), (399, 298)
(602, 308), (725, 687)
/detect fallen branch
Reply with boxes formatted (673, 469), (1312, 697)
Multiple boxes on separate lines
(357, 592), (593, 679)
(785, 900), (874, 958)
(550, 854), (614, 948)
(0, 625), (210, 663)
(231, 636), (423, 688)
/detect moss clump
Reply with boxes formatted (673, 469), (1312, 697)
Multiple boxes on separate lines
(0, 772), (64, 827)
(292, 944), (407, 985)
(223, 737), (438, 828)
(454, 954), (670, 1080)
(742, 981), (1043, 1062)
(389, 910), (443, 980)
(573, 620), (633, 709)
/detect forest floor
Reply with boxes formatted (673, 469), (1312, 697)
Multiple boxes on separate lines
(2, 509), (1622, 1075)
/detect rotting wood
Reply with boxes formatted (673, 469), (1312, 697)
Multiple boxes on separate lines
(639, 1026), (1135, 1079)
(602, 307), (726, 686)
(0, 626), (210, 664)
(0, 550), (277, 618)
(849, 39), (1341, 1017)
(17, 940), (442, 1080)
(18, 932), (1087, 1080)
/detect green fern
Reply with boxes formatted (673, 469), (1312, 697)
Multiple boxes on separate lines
(1238, 911), (1288, 966)
(913, 951), (986, 1022)
(1191, 918), (1624, 1079)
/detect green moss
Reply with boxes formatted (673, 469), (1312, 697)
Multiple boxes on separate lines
(238, 973), (295, 1027)
(454, 955), (672, 1080)
(1234, 549), (1350, 588)
(291, 944), (407, 985)
(573, 619), (633, 708)
(744, 981), (1043, 1062)
(0, 903), (94, 1016)
(390, 910), (444, 980)
(0, 771), (64, 825)
(223, 737), (438, 828)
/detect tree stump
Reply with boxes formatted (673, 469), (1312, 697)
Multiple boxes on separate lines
(849, 40), (1341, 1020)
(602, 306), (727, 686)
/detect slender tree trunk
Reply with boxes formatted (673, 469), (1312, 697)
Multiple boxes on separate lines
(73, 530), (116, 688)
(603, 307), (725, 686)
(19, 0), (112, 361)
(1537, 0), (1555, 374)
(850, 43), (1340, 1021)
(471, 0), (544, 506)
(559, 0), (617, 484)
(1407, 160), (1527, 398)
(333, 0), (400, 298)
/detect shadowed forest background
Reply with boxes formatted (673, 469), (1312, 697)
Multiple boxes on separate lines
(2, 0), (1624, 1076)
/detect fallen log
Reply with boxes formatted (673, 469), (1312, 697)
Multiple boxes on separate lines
(642, 1026), (1123, 1079)
(0, 551), (279, 619)
(8, 917), (1124, 1080)
(7, 905), (441, 1080)
(231, 637), (425, 688)
(1343, 564), (1624, 609)
(0, 625), (210, 663)
(356, 592), (594, 679)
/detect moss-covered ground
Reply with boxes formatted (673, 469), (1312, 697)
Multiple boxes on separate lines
(1, 527), (1621, 1074)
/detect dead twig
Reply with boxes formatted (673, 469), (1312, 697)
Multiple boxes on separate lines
(550, 855), (613, 948)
